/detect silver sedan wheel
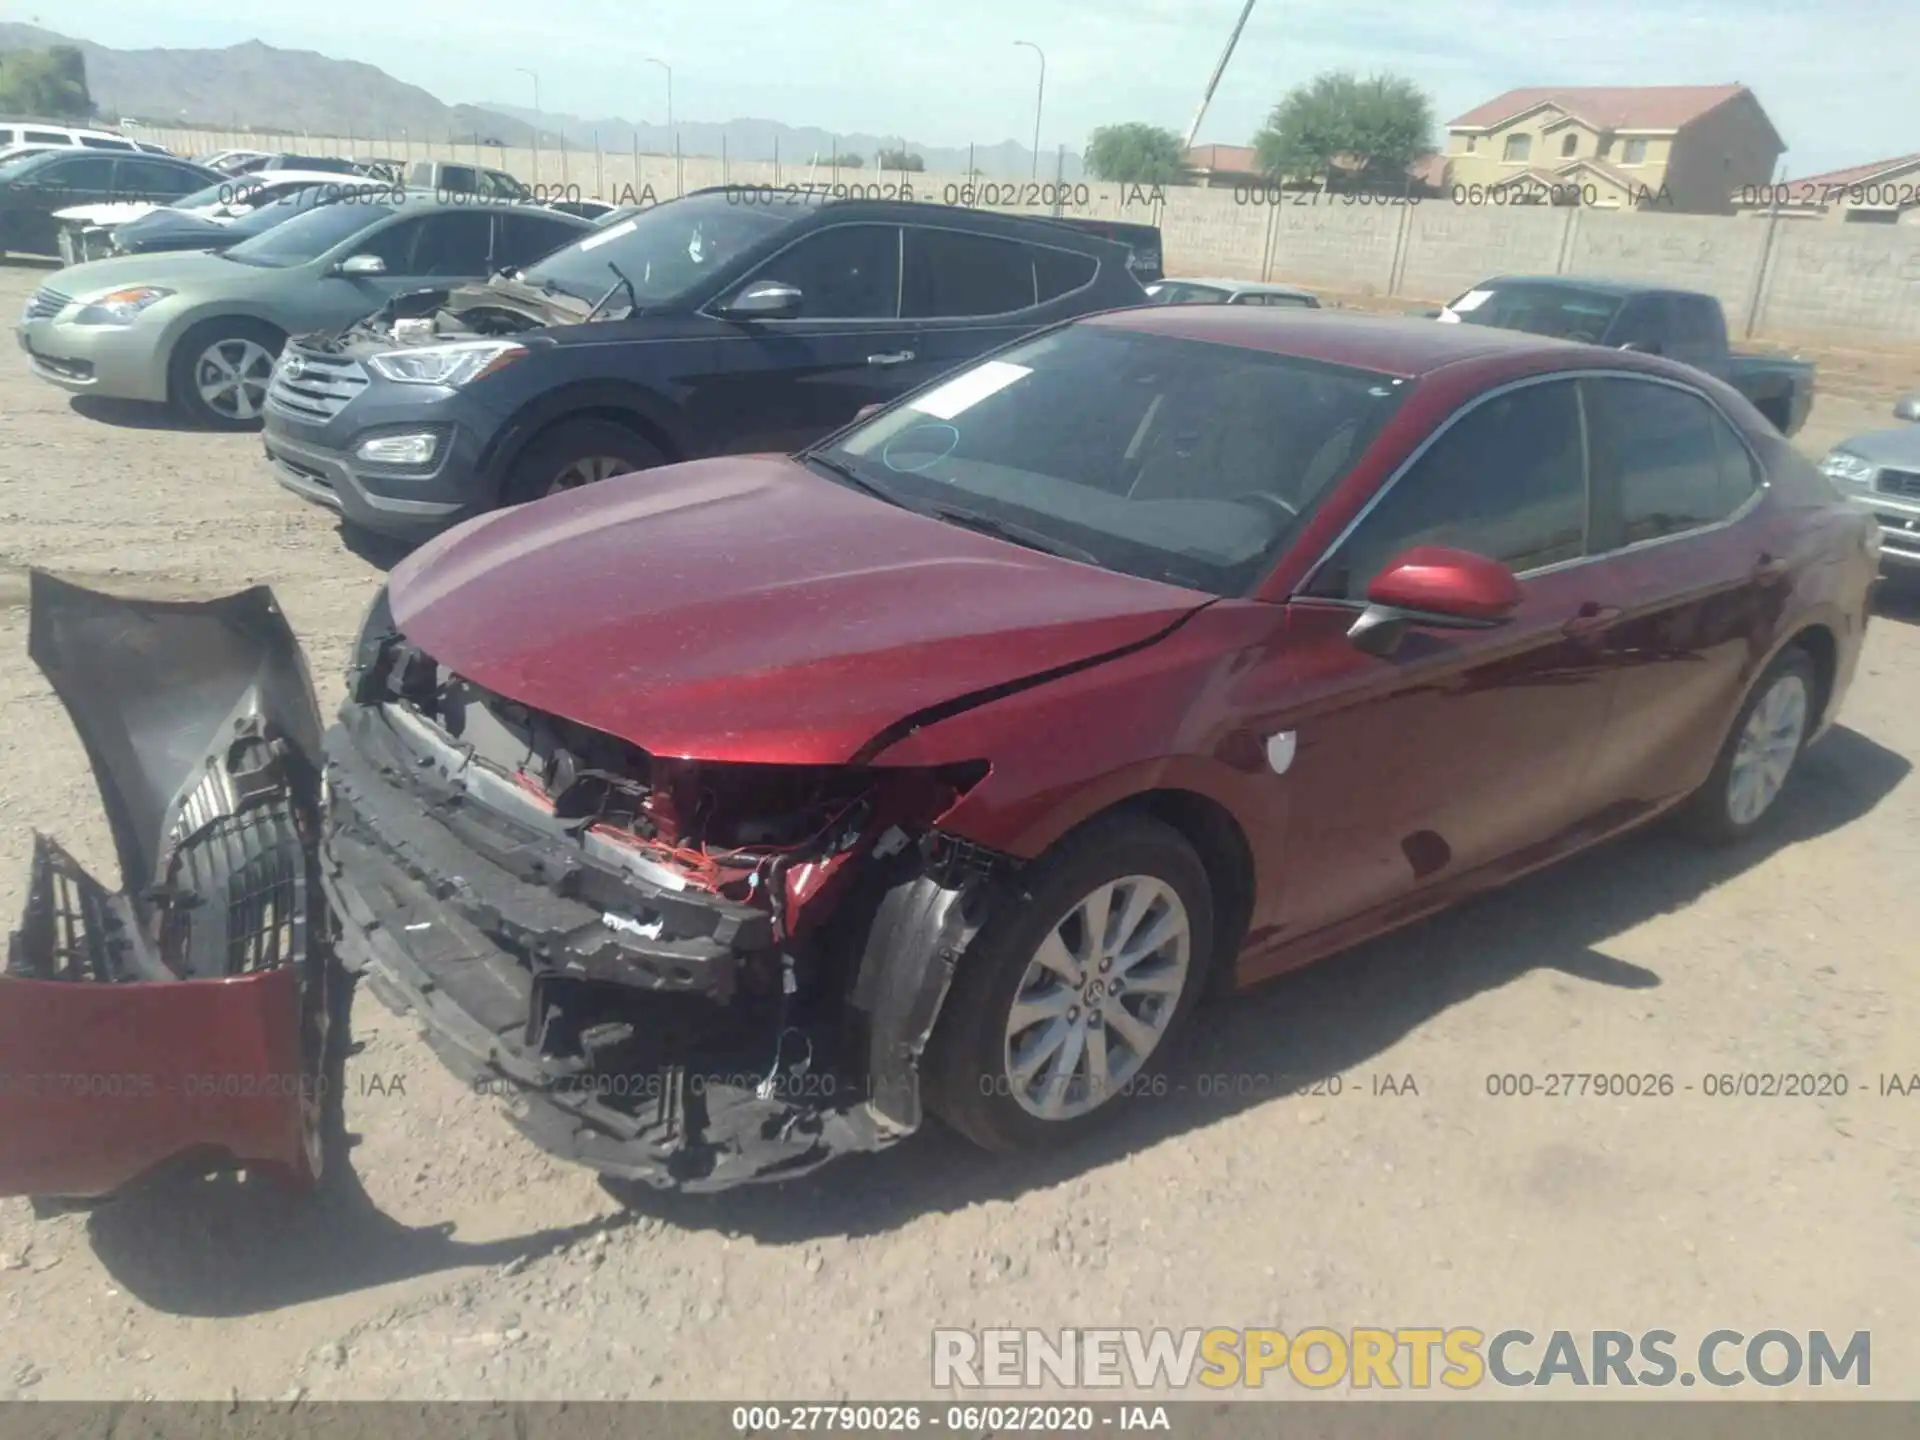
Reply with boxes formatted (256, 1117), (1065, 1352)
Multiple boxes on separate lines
(1727, 671), (1808, 826)
(1002, 875), (1192, 1123)
(547, 455), (632, 495)
(194, 337), (276, 420)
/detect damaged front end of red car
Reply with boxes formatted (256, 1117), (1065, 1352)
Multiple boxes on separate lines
(320, 588), (1012, 1190)
(0, 572), (334, 1202)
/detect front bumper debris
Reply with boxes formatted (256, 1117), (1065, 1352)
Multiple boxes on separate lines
(320, 689), (994, 1190)
(0, 574), (332, 1200)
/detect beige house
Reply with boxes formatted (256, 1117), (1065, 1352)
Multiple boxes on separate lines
(1443, 84), (1785, 215)
(1729, 153), (1920, 224)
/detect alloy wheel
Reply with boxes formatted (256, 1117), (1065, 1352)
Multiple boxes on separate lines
(194, 337), (276, 421)
(1001, 875), (1192, 1122)
(1727, 671), (1808, 826)
(547, 455), (633, 495)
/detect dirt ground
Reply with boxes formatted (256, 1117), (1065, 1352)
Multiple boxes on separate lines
(0, 257), (1917, 1403)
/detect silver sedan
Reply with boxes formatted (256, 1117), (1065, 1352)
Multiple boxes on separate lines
(16, 192), (591, 428)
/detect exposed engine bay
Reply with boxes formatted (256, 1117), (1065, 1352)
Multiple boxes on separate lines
(316, 611), (1006, 1190)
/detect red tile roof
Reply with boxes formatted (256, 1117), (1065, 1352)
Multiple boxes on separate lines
(1184, 144), (1260, 173)
(1771, 152), (1920, 190)
(1448, 85), (1750, 133)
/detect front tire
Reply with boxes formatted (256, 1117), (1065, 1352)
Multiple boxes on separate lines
(1679, 647), (1817, 844)
(168, 319), (284, 429)
(925, 814), (1213, 1153)
(503, 418), (663, 507)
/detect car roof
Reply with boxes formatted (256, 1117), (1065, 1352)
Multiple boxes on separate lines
(1085, 304), (1589, 377)
(679, 185), (1138, 247)
(1469, 273), (1714, 302)
(233, 170), (396, 187)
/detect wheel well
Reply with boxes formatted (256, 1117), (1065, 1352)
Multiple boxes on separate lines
(1110, 789), (1255, 993)
(1787, 624), (1838, 729)
(520, 405), (681, 468)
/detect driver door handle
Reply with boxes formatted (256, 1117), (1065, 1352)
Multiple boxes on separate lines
(867, 350), (916, 366)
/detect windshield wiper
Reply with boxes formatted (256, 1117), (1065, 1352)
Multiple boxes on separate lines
(802, 453), (915, 509)
(924, 503), (1100, 566)
(586, 261), (643, 322)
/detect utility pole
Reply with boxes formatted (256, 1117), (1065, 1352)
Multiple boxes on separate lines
(1182, 0), (1258, 151)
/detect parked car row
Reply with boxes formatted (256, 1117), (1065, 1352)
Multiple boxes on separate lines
(0, 247), (1880, 1199)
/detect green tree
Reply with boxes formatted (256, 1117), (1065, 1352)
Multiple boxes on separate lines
(876, 148), (924, 171)
(1083, 122), (1188, 184)
(0, 45), (94, 120)
(1253, 71), (1432, 188)
(827, 152), (864, 168)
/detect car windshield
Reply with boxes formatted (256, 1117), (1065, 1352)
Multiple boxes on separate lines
(221, 195), (400, 266)
(0, 149), (59, 181)
(518, 192), (803, 303)
(811, 324), (1411, 597)
(1444, 281), (1623, 341)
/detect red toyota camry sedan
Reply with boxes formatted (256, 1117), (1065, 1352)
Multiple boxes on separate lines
(2, 305), (1880, 1198)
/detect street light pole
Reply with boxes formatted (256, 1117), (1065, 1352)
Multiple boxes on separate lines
(516, 67), (542, 181)
(1013, 41), (1045, 180)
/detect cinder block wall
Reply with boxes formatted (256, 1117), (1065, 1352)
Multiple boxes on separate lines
(140, 126), (1920, 344)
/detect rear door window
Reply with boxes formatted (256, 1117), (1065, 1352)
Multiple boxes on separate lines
(495, 211), (584, 266)
(1583, 378), (1758, 546)
(901, 228), (1039, 317)
(404, 211), (496, 275)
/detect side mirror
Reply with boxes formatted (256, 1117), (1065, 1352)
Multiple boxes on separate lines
(1894, 394), (1920, 423)
(1347, 546), (1521, 658)
(333, 253), (386, 277)
(723, 280), (803, 318)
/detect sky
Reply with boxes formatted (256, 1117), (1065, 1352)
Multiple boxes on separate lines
(21, 0), (1915, 177)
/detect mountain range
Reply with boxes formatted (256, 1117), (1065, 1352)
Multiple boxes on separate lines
(0, 23), (1081, 177)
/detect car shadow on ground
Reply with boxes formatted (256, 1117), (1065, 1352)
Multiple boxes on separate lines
(610, 722), (1911, 1243)
(66, 395), (205, 432)
(337, 522), (414, 573)
(73, 981), (609, 1318)
(1873, 573), (1920, 625)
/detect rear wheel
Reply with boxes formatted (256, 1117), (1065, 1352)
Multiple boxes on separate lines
(503, 418), (663, 507)
(1679, 647), (1817, 844)
(168, 319), (283, 429)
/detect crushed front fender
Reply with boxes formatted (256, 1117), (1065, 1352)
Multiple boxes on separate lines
(0, 572), (332, 1200)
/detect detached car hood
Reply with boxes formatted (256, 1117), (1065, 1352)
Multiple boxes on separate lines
(109, 210), (234, 254)
(388, 456), (1210, 765)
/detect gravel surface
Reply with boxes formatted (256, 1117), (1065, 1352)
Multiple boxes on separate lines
(0, 258), (1916, 1402)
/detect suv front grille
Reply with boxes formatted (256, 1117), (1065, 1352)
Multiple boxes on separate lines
(22, 286), (70, 322)
(1877, 468), (1920, 501)
(266, 349), (369, 423)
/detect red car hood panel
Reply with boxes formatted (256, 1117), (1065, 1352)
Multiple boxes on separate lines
(388, 456), (1207, 764)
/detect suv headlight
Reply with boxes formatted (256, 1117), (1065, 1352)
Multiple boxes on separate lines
(71, 286), (174, 325)
(366, 339), (527, 387)
(1819, 450), (1876, 487)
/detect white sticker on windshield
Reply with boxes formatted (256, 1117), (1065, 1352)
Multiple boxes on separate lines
(909, 360), (1032, 420)
(1449, 288), (1494, 313)
(579, 217), (638, 250)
